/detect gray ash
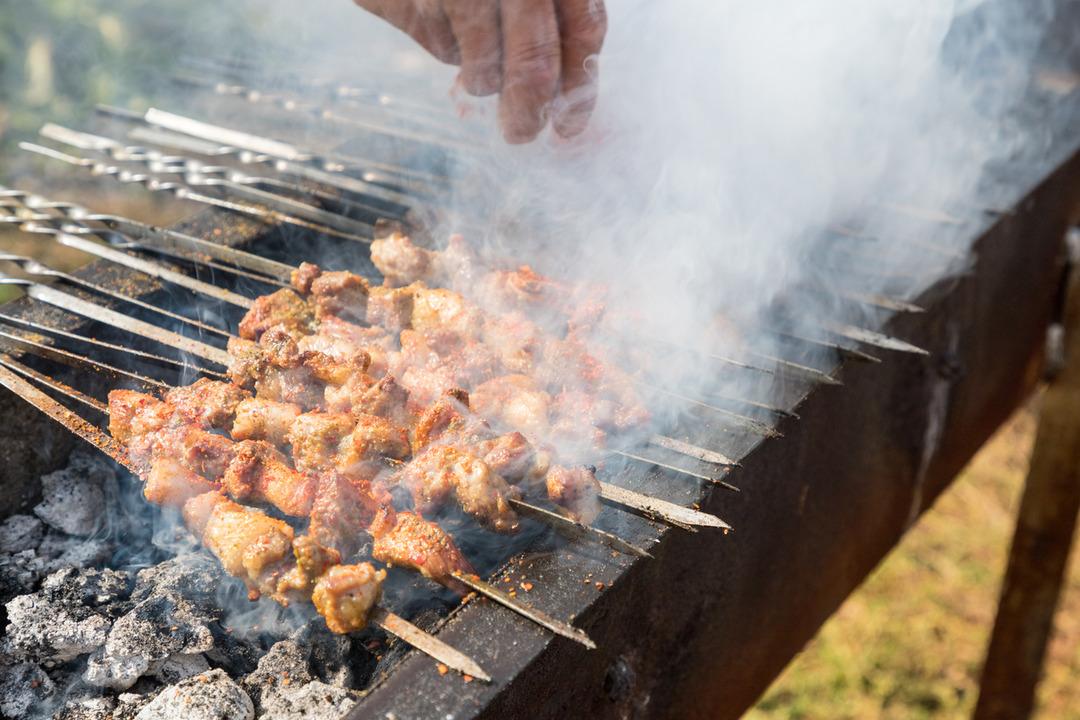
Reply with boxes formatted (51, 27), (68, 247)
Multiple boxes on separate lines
(0, 450), (381, 720)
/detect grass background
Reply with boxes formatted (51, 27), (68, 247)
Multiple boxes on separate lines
(748, 398), (1080, 719)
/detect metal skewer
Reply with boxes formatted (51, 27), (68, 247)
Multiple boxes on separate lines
(19, 142), (373, 244)
(451, 572), (596, 649)
(0, 326), (169, 392)
(35, 127), (378, 240)
(820, 321), (930, 355)
(0, 362), (490, 681)
(0, 279), (230, 366)
(5, 219), (253, 309)
(636, 382), (782, 439)
(0, 312), (228, 380)
(0, 353), (107, 414)
(0, 186), (296, 283)
(598, 483), (731, 530)
(0, 253), (232, 339)
(609, 449), (740, 493)
(508, 498), (653, 559)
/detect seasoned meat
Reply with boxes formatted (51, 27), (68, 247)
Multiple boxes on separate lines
(108, 390), (172, 442)
(290, 261), (322, 294)
(231, 397), (303, 447)
(144, 456), (219, 507)
(399, 445), (519, 533)
(410, 286), (484, 339)
(370, 510), (475, 585)
(308, 270), (370, 324)
(165, 378), (249, 432)
(307, 471), (388, 555)
(470, 375), (552, 443)
(183, 491), (295, 601)
(238, 288), (314, 340)
(339, 413), (411, 469)
(471, 431), (550, 488)
(367, 284), (417, 332)
(311, 563), (385, 634)
(226, 337), (268, 388)
(222, 440), (317, 517)
(370, 232), (437, 287)
(545, 465), (602, 525)
(287, 413), (355, 473)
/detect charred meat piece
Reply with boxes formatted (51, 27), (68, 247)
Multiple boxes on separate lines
(307, 471), (389, 555)
(369, 232), (438, 287)
(222, 440), (317, 517)
(238, 288), (315, 340)
(367, 284), (418, 332)
(470, 374), (553, 443)
(370, 510), (475, 586)
(144, 456), (220, 507)
(290, 261), (322, 294)
(398, 445), (519, 533)
(165, 378), (250, 432)
(287, 412), (356, 473)
(410, 286), (484, 339)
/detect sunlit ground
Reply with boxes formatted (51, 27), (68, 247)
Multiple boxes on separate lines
(748, 397), (1080, 720)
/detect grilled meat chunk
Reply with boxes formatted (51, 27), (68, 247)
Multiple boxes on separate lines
(231, 397), (303, 446)
(311, 563), (385, 634)
(165, 379), (249, 432)
(238, 288), (314, 340)
(222, 440), (317, 517)
(399, 445), (519, 533)
(144, 456), (220, 507)
(370, 510), (475, 586)
(545, 465), (602, 525)
(308, 270), (370, 324)
(107, 390), (172, 442)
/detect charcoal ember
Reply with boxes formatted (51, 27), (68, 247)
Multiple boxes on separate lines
(241, 640), (314, 712)
(3, 588), (111, 662)
(83, 593), (215, 690)
(290, 623), (353, 688)
(131, 554), (224, 609)
(33, 461), (108, 537)
(0, 662), (56, 717)
(132, 669), (253, 720)
(41, 567), (134, 610)
(37, 535), (113, 574)
(204, 626), (261, 678)
(112, 691), (157, 720)
(0, 515), (44, 554)
(0, 550), (47, 603)
(51, 696), (117, 720)
(259, 681), (357, 720)
(150, 652), (210, 684)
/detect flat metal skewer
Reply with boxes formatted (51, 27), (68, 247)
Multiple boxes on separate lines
(0, 312), (228, 380)
(647, 435), (739, 468)
(368, 608), (491, 682)
(820, 321), (931, 355)
(0, 362), (490, 681)
(0, 326), (169, 392)
(0, 353), (107, 414)
(636, 382), (782, 439)
(509, 498), (653, 559)
(19, 142), (374, 244)
(0, 279), (230, 366)
(609, 449), (740, 493)
(451, 571), (596, 650)
(0, 186), (296, 283)
(0, 253), (232, 339)
(7, 219), (253, 309)
(598, 482), (732, 530)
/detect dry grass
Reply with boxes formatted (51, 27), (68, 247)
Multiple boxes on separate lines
(747, 397), (1080, 720)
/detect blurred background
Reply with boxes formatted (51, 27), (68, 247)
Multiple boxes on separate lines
(0, 3), (1077, 718)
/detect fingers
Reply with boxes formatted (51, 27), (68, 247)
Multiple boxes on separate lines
(444, 0), (503, 97)
(552, 0), (606, 138)
(353, 0), (460, 65)
(498, 0), (561, 144)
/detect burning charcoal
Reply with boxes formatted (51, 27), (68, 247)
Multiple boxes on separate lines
(33, 462), (108, 538)
(41, 567), (134, 610)
(259, 681), (357, 720)
(131, 554), (224, 610)
(51, 696), (117, 720)
(84, 593), (215, 690)
(0, 515), (44, 554)
(204, 625), (261, 678)
(0, 662), (56, 717)
(0, 550), (47, 603)
(113, 691), (156, 720)
(241, 640), (314, 713)
(38, 535), (113, 574)
(132, 669), (253, 720)
(3, 588), (111, 663)
(151, 652), (210, 684)
(290, 623), (353, 688)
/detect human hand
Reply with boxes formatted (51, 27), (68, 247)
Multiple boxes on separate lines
(352, 0), (607, 143)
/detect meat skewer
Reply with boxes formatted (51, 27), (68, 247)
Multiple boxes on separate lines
(109, 385), (598, 647)
(0, 359), (490, 680)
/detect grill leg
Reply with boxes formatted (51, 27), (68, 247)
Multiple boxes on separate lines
(974, 228), (1080, 720)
